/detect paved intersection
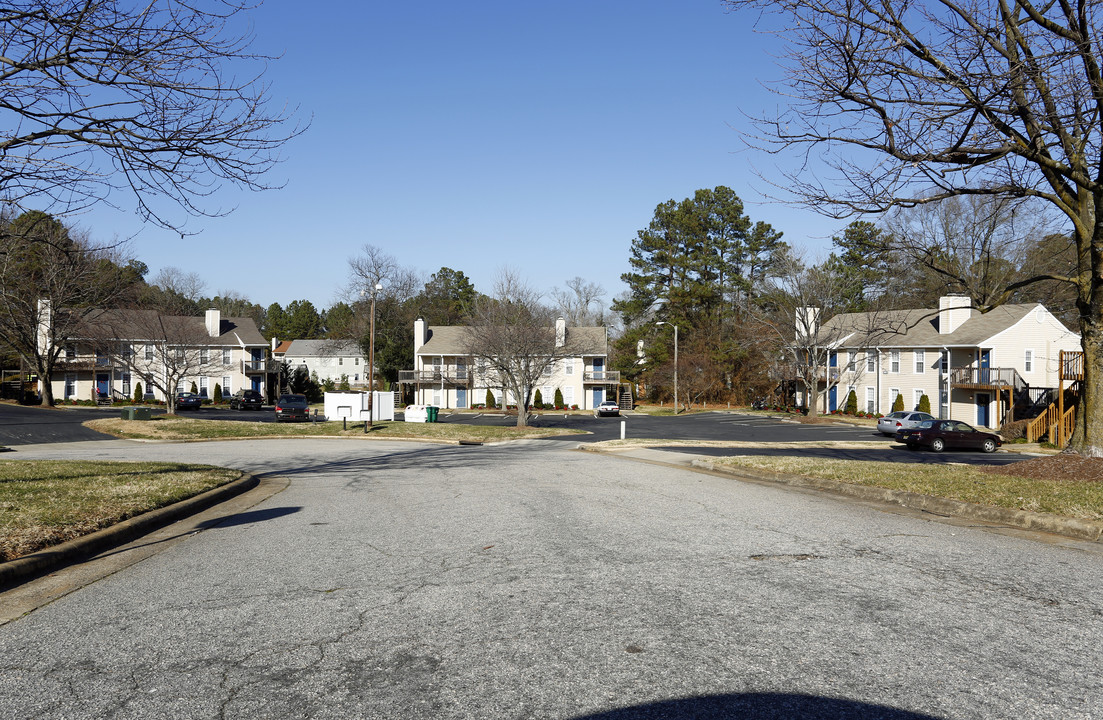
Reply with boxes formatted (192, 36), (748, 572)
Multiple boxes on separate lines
(1, 436), (1098, 719)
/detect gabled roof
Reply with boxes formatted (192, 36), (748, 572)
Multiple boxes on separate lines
(418, 325), (608, 356)
(76, 309), (266, 346)
(285, 339), (363, 357)
(819, 303), (1053, 348)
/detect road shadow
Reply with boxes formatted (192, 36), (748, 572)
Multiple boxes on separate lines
(195, 506), (302, 529)
(572, 692), (945, 719)
(663, 444), (1026, 467)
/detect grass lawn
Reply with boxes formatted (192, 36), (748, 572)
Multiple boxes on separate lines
(0, 460), (240, 562)
(85, 416), (584, 442)
(705, 455), (1103, 521)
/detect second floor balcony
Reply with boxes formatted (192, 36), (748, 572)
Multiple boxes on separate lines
(583, 370), (620, 384)
(242, 359), (272, 374)
(399, 366), (473, 384)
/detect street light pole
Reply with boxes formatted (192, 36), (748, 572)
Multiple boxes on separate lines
(364, 282), (383, 430)
(656, 321), (678, 414)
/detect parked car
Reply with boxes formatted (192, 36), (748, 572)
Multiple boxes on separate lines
(596, 400), (621, 417)
(274, 393), (310, 422)
(230, 389), (264, 410)
(877, 410), (936, 436)
(895, 419), (1002, 453)
(175, 392), (203, 411)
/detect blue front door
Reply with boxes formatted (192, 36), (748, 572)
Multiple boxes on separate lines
(979, 350), (991, 383)
(96, 374), (109, 398)
(457, 387), (467, 408)
(593, 388), (603, 408)
(828, 386), (837, 412)
(976, 393), (990, 427)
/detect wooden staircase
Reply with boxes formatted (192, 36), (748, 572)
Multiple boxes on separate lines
(1024, 351), (1083, 447)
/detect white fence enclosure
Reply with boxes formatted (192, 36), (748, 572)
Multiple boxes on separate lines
(323, 392), (395, 422)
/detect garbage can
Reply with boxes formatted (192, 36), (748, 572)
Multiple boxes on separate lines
(120, 408), (135, 420)
(427, 406), (438, 423)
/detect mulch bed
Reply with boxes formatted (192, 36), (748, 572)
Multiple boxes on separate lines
(984, 453), (1103, 482)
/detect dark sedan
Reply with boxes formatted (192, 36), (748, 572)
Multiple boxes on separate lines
(895, 419), (1002, 453)
(230, 389), (264, 410)
(274, 394), (310, 422)
(175, 392), (203, 411)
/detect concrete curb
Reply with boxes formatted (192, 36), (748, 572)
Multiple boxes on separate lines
(0, 472), (259, 588)
(689, 459), (1103, 542)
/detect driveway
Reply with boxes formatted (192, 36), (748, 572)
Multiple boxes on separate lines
(2, 438), (1100, 718)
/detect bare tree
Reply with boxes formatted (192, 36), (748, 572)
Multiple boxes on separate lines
(0, 211), (137, 405)
(465, 270), (572, 428)
(89, 309), (216, 415)
(552, 277), (606, 326)
(754, 252), (891, 417)
(725, 0), (1103, 454)
(0, 0), (302, 231)
(152, 267), (208, 304)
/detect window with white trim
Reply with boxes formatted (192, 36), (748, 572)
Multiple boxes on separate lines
(564, 358), (574, 376)
(222, 348), (231, 365)
(122, 373), (131, 396)
(940, 350), (948, 374)
(865, 387), (876, 413)
(199, 376), (209, 397)
(914, 350), (925, 374)
(146, 345), (155, 361)
(64, 374), (76, 399)
(914, 389), (924, 410)
(890, 388), (901, 405)
(890, 351), (900, 373)
(564, 386), (575, 405)
(866, 353), (876, 372)
(1024, 349), (1034, 373)
(223, 376), (231, 395)
(200, 348), (209, 364)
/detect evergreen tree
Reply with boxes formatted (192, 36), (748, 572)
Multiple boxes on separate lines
(918, 393), (931, 414)
(892, 394), (905, 412)
(845, 390), (858, 415)
(485, 388), (495, 408)
(554, 388), (564, 408)
(133, 382), (143, 404)
(534, 388), (543, 408)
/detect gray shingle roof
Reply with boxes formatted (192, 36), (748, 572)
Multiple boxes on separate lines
(418, 325), (608, 356)
(285, 339), (363, 357)
(77, 309), (266, 346)
(819, 304), (1041, 348)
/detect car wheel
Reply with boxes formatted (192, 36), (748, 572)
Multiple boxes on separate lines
(981, 438), (997, 453)
(930, 438), (945, 453)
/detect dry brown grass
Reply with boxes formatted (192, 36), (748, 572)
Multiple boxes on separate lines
(0, 460), (239, 561)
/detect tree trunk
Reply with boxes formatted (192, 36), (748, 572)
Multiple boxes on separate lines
(1072, 312), (1103, 457)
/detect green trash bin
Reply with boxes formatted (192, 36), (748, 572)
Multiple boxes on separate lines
(133, 407), (151, 421)
(427, 406), (438, 423)
(120, 408), (136, 420)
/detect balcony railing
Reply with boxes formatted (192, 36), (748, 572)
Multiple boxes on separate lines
(948, 367), (1025, 392)
(583, 370), (620, 384)
(242, 359), (272, 374)
(399, 368), (472, 384)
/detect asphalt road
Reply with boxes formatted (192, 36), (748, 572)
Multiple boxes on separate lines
(2, 438), (1100, 718)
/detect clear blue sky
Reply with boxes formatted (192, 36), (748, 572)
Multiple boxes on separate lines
(80, 0), (846, 313)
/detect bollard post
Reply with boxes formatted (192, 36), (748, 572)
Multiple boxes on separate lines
(620, 419), (626, 440)
(343, 417), (346, 431)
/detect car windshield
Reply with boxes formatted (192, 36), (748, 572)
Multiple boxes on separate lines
(886, 412), (907, 419)
(916, 420), (935, 428)
(278, 395), (306, 404)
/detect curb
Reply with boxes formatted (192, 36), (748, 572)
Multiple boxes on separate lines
(0, 472), (259, 588)
(689, 459), (1103, 542)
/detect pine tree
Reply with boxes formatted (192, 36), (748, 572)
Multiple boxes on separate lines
(554, 388), (564, 408)
(918, 393), (931, 414)
(534, 388), (543, 408)
(892, 394), (905, 412)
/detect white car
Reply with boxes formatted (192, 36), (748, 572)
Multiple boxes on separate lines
(877, 410), (935, 436)
(596, 401), (621, 416)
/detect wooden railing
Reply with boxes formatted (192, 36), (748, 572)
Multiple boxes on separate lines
(949, 367), (1025, 391)
(583, 370), (621, 384)
(1025, 401), (1078, 447)
(399, 368), (472, 384)
(1061, 350), (1084, 381)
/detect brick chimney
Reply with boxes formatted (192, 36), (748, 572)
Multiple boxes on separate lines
(939, 295), (972, 334)
(205, 308), (221, 338)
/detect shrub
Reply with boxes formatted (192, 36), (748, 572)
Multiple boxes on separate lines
(486, 388), (496, 408)
(891, 394), (904, 412)
(339, 374), (351, 392)
(917, 393), (931, 414)
(190, 381), (198, 395)
(213, 383), (222, 403)
(1000, 418), (1031, 441)
(554, 388), (564, 408)
(534, 389), (543, 407)
(133, 382), (143, 404)
(845, 390), (858, 415)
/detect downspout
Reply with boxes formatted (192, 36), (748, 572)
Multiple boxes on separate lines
(875, 347), (882, 415)
(942, 346), (951, 421)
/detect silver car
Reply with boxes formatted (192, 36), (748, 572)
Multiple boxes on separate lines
(877, 410), (935, 436)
